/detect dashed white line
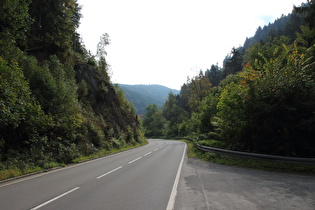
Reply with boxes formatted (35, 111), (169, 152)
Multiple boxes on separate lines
(30, 187), (80, 210)
(144, 151), (152, 156)
(97, 166), (123, 179)
(128, 157), (142, 164)
(154, 148), (159, 151)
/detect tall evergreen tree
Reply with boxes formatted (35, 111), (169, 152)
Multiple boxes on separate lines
(27, 0), (81, 59)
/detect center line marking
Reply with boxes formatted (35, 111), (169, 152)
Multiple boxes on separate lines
(128, 157), (142, 164)
(154, 148), (159, 151)
(144, 151), (152, 156)
(97, 166), (122, 179)
(30, 187), (80, 210)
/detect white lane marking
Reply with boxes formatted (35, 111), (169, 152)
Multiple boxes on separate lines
(1, 142), (153, 188)
(128, 157), (142, 164)
(154, 148), (159, 151)
(144, 151), (152, 156)
(96, 166), (123, 179)
(30, 187), (80, 210)
(166, 142), (187, 210)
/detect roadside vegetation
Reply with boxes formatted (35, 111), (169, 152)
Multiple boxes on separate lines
(144, 2), (315, 160)
(181, 139), (315, 175)
(0, 141), (147, 181)
(0, 0), (146, 180)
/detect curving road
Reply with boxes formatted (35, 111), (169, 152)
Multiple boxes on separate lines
(1, 139), (314, 210)
(0, 139), (186, 210)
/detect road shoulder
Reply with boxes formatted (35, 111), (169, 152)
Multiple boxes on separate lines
(175, 157), (315, 210)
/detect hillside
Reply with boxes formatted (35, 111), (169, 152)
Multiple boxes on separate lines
(145, 2), (315, 157)
(0, 0), (145, 177)
(118, 84), (179, 115)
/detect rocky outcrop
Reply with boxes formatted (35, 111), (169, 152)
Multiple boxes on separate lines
(75, 64), (139, 142)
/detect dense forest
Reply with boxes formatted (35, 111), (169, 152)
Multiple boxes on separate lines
(0, 0), (145, 176)
(143, 1), (315, 157)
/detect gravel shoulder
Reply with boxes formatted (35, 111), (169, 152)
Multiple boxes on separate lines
(175, 157), (315, 210)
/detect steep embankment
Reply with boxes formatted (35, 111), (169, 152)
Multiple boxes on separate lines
(0, 0), (145, 179)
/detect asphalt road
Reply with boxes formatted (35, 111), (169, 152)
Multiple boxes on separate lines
(175, 158), (315, 210)
(2, 139), (315, 210)
(0, 139), (186, 210)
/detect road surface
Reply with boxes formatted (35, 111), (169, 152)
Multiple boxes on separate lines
(175, 157), (315, 210)
(1, 139), (314, 210)
(0, 139), (186, 210)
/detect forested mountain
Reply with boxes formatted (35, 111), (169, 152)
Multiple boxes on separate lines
(243, 12), (303, 49)
(118, 84), (179, 115)
(0, 0), (144, 178)
(143, 1), (315, 158)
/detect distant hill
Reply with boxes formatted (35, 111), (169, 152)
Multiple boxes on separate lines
(118, 84), (180, 115)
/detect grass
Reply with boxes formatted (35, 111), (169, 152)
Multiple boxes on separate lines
(0, 140), (148, 181)
(0, 166), (42, 181)
(72, 141), (148, 163)
(180, 139), (315, 175)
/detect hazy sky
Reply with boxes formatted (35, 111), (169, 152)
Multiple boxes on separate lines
(77, 0), (305, 90)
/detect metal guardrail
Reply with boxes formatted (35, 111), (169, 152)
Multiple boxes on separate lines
(196, 144), (315, 165)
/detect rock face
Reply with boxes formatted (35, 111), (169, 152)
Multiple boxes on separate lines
(75, 64), (140, 142)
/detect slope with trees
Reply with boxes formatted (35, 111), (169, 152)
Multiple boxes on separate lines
(144, 0), (315, 157)
(0, 0), (145, 178)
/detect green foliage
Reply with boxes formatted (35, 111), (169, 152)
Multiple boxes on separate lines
(179, 139), (315, 175)
(240, 43), (315, 156)
(215, 78), (247, 146)
(0, 0), (32, 54)
(159, 7), (315, 158)
(205, 41), (315, 156)
(162, 93), (189, 137)
(114, 85), (136, 115)
(221, 47), (244, 79)
(0, 1), (145, 178)
(28, 0), (81, 60)
(243, 36), (291, 65)
(143, 104), (166, 137)
(0, 56), (50, 156)
(205, 64), (222, 86)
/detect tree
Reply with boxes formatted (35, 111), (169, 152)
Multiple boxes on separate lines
(221, 47), (244, 79)
(239, 43), (315, 156)
(27, 0), (81, 59)
(96, 33), (111, 81)
(162, 93), (189, 137)
(0, 56), (50, 156)
(295, 0), (315, 29)
(215, 76), (247, 146)
(185, 72), (212, 111)
(205, 64), (221, 87)
(0, 0), (32, 55)
(294, 0), (315, 49)
(143, 104), (165, 137)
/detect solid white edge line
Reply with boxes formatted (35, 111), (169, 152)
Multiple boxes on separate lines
(30, 187), (80, 210)
(166, 142), (187, 210)
(1, 142), (153, 188)
(128, 157), (142, 164)
(96, 166), (123, 179)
